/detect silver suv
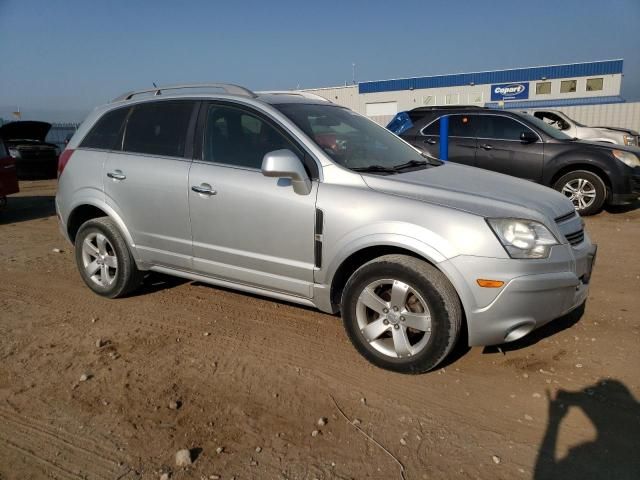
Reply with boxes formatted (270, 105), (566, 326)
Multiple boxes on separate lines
(56, 84), (597, 373)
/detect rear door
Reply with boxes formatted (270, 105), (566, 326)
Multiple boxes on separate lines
(413, 114), (477, 165)
(104, 100), (198, 269)
(474, 114), (545, 182)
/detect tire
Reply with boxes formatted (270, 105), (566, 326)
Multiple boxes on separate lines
(74, 217), (143, 298)
(553, 170), (607, 216)
(341, 254), (462, 374)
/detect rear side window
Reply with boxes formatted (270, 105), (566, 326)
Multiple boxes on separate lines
(476, 115), (534, 141)
(80, 107), (129, 150)
(122, 101), (194, 157)
(422, 115), (477, 137)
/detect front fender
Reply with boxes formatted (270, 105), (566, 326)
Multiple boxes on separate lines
(319, 223), (453, 287)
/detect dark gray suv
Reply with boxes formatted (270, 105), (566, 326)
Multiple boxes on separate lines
(398, 107), (640, 215)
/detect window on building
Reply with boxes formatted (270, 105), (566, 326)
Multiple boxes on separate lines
(560, 80), (577, 93)
(122, 101), (194, 157)
(203, 104), (301, 170)
(444, 93), (459, 105)
(422, 95), (435, 106)
(586, 77), (604, 91)
(536, 82), (552, 95)
(422, 115), (477, 137)
(469, 92), (483, 104)
(80, 107), (129, 150)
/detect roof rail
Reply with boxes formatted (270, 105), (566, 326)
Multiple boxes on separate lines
(111, 83), (257, 102)
(411, 105), (486, 112)
(259, 90), (332, 103)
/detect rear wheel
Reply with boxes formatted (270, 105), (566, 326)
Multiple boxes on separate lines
(74, 217), (143, 298)
(553, 170), (607, 216)
(341, 254), (462, 374)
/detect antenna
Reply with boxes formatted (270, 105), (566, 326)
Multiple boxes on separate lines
(152, 82), (158, 88)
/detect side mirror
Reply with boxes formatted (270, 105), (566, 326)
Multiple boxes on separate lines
(520, 131), (538, 144)
(261, 149), (312, 195)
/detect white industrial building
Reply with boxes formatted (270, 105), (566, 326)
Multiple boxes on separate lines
(301, 59), (640, 130)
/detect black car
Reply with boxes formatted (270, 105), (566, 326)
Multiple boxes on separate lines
(0, 121), (60, 179)
(397, 106), (640, 215)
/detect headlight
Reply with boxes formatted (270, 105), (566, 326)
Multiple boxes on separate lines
(487, 218), (559, 259)
(8, 148), (21, 158)
(612, 149), (640, 168)
(623, 135), (637, 146)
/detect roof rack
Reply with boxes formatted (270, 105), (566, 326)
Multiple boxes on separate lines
(111, 83), (257, 102)
(411, 105), (486, 112)
(259, 90), (332, 103)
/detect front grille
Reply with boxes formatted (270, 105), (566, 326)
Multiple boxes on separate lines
(565, 229), (585, 246)
(555, 211), (577, 224)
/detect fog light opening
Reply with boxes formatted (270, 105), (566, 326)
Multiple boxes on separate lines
(504, 322), (535, 343)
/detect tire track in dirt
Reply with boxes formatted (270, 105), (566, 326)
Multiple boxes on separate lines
(0, 407), (129, 480)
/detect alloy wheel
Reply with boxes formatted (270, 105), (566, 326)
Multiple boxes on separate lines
(561, 178), (596, 211)
(355, 279), (432, 358)
(81, 232), (118, 287)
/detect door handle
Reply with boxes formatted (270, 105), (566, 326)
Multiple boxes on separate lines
(107, 170), (126, 180)
(191, 184), (217, 196)
(424, 138), (437, 145)
(480, 144), (493, 150)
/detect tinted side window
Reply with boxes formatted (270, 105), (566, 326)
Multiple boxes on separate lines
(476, 115), (533, 141)
(122, 101), (194, 157)
(203, 104), (302, 169)
(80, 107), (129, 150)
(422, 115), (476, 137)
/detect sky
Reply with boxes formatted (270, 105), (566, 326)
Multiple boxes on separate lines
(0, 0), (639, 122)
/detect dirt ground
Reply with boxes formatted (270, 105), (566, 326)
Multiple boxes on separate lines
(1, 179), (639, 480)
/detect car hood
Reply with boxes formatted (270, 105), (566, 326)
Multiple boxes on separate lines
(565, 138), (640, 155)
(0, 121), (52, 142)
(361, 163), (575, 223)
(592, 125), (639, 136)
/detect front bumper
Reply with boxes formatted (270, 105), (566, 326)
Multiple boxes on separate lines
(439, 239), (597, 346)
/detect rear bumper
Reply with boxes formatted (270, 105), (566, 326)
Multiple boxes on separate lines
(439, 240), (597, 346)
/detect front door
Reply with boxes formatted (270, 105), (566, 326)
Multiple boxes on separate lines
(104, 100), (197, 269)
(412, 114), (477, 165)
(474, 114), (545, 182)
(188, 102), (317, 298)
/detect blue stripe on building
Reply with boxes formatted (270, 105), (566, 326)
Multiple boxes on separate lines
(484, 95), (626, 109)
(358, 60), (624, 94)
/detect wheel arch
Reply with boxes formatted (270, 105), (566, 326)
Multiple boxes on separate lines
(549, 163), (612, 192)
(67, 201), (137, 256)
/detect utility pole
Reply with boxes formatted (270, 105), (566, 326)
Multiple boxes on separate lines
(352, 63), (356, 85)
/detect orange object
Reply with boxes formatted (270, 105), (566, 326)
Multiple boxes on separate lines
(477, 279), (505, 288)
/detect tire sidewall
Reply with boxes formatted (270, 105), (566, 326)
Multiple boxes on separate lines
(554, 170), (607, 216)
(342, 260), (454, 373)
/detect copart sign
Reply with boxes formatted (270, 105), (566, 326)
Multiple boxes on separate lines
(491, 83), (529, 101)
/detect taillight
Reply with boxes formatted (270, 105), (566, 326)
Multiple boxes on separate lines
(57, 149), (75, 178)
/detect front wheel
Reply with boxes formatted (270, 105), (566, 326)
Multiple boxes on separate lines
(341, 255), (462, 374)
(553, 170), (607, 216)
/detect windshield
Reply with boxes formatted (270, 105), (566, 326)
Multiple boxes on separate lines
(514, 112), (573, 140)
(275, 103), (436, 171)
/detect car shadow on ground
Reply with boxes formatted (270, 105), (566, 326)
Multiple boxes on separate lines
(133, 272), (190, 296)
(604, 199), (640, 214)
(533, 378), (640, 479)
(482, 302), (585, 355)
(0, 195), (56, 224)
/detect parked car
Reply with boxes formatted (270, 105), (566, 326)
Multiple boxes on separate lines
(0, 139), (20, 210)
(528, 109), (639, 147)
(0, 121), (60, 179)
(57, 84), (596, 373)
(396, 106), (640, 215)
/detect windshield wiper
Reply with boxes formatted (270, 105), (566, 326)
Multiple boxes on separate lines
(392, 159), (429, 171)
(351, 165), (398, 174)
